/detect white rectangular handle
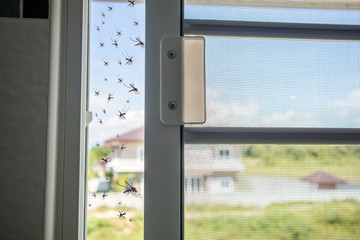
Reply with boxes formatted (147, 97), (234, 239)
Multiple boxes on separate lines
(160, 36), (206, 125)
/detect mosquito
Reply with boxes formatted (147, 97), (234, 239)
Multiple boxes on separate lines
(120, 142), (127, 150)
(95, 113), (98, 118)
(102, 192), (108, 199)
(127, 0), (135, 7)
(99, 40), (104, 47)
(117, 75), (123, 83)
(124, 82), (140, 95)
(117, 106), (130, 120)
(96, 143), (99, 147)
(116, 28), (122, 36)
(122, 51), (134, 65)
(107, 92), (114, 102)
(92, 193), (96, 198)
(96, 26), (100, 31)
(101, 12), (105, 18)
(104, 77), (108, 82)
(103, 58), (109, 66)
(117, 134), (120, 138)
(116, 180), (138, 196)
(117, 206), (129, 220)
(111, 38), (118, 48)
(126, 99), (130, 103)
(117, 59), (122, 66)
(101, 21), (105, 25)
(98, 119), (103, 125)
(133, 19), (139, 26)
(102, 108), (106, 114)
(130, 37), (144, 47)
(94, 89), (100, 96)
(107, 4), (113, 11)
(88, 203), (92, 207)
(100, 156), (110, 165)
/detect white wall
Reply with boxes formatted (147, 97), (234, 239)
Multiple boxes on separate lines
(0, 18), (49, 240)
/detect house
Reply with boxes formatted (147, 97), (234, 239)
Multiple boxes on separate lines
(104, 126), (245, 194)
(185, 145), (245, 193)
(301, 171), (347, 189)
(105, 127), (145, 194)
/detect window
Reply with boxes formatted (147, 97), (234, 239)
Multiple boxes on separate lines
(46, 0), (360, 239)
(221, 180), (229, 188)
(182, 1), (360, 240)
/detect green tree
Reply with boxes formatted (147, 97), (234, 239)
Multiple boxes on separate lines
(88, 146), (110, 179)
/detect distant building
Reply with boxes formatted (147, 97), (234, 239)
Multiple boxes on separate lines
(301, 171), (346, 189)
(185, 145), (245, 193)
(104, 126), (245, 194)
(105, 127), (144, 194)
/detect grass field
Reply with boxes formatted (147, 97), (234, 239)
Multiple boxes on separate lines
(87, 200), (360, 240)
(185, 200), (360, 240)
(242, 145), (360, 183)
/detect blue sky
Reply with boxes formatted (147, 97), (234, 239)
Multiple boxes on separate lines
(88, 1), (360, 147)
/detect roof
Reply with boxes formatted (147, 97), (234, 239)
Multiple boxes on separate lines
(106, 126), (144, 143)
(301, 171), (346, 185)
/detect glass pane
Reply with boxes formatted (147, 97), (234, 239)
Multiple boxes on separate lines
(87, 1), (145, 239)
(184, 0), (360, 25)
(198, 37), (360, 128)
(184, 144), (360, 240)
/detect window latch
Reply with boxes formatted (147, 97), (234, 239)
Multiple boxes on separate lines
(160, 36), (206, 125)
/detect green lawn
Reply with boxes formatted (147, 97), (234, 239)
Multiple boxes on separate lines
(87, 200), (360, 240)
(242, 145), (360, 183)
(185, 200), (360, 240)
(87, 207), (143, 240)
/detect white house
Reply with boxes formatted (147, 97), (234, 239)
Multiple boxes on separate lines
(104, 127), (245, 194)
(105, 127), (145, 194)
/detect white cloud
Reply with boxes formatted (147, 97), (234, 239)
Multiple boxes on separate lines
(326, 89), (360, 116)
(88, 110), (144, 147)
(204, 87), (318, 127)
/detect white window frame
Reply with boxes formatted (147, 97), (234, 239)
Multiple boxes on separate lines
(43, 0), (360, 240)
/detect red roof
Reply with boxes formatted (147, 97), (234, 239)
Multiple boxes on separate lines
(106, 126), (144, 143)
(301, 171), (346, 184)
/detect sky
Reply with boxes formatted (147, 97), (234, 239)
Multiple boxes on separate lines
(88, 1), (360, 147)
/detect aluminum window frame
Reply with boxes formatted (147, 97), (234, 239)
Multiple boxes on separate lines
(44, 0), (360, 239)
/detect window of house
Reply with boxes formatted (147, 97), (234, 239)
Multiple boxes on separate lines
(221, 180), (229, 188)
(51, 0), (360, 239)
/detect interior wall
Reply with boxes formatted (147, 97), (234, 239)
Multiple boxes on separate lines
(0, 18), (49, 240)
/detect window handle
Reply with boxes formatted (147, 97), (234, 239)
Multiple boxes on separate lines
(160, 36), (206, 125)
(86, 111), (92, 126)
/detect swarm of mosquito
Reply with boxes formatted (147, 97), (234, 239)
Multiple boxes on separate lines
(116, 180), (141, 198)
(124, 82), (140, 95)
(117, 206), (130, 221)
(116, 28), (122, 36)
(103, 58), (109, 66)
(130, 37), (144, 47)
(107, 92), (114, 102)
(128, 0), (135, 7)
(120, 142), (127, 150)
(122, 51), (135, 65)
(117, 75), (123, 83)
(117, 105), (130, 120)
(90, 4), (146, 222)
(111, 38), (119, 48)
(133, 19), (139, 26)
(99, 156), (110, 165)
